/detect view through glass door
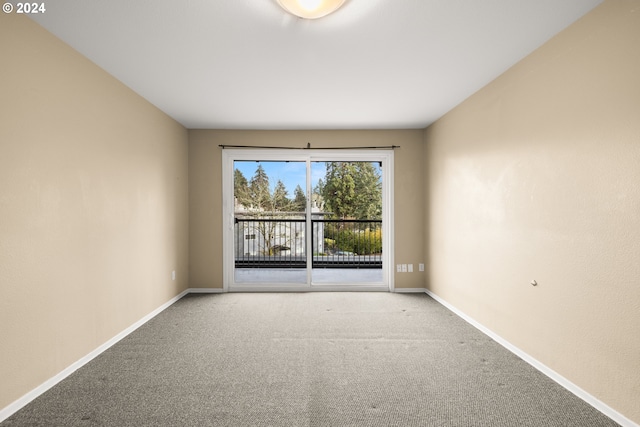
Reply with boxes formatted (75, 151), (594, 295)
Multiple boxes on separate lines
(309, 161), (383, 284)
(233, 160), (308, 285)
(223, 149), (393, 291)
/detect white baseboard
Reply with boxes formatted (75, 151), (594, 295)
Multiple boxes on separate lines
(185, 287), (226, 293)
(0, 289), (190, 424)
(393, 287), (427, 293)
(424, 289), (638, 427)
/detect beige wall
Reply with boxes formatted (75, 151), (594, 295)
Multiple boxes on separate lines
(424, 0), (640, 423)
(188, 129), (425, 289)
(0, 15), (189, 411)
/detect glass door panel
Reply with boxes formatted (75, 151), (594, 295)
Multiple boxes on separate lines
(233, 160), (307, 284)
(310, 161), (384, 285)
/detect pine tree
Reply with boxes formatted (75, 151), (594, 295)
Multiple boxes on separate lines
(234, 168), (251, 208)
(353, 162), (382, 219)
(291, 184), (307, 212)
(272, 180), (290, 211)
(323, 162), (381, 219)
(249, 164), (270, 210)
(323, 162), (357, 219)
(313, 178), (325, 196)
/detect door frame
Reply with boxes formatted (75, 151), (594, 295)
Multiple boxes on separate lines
(222, 148), (394, 292)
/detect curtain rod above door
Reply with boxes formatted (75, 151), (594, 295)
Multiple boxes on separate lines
(219, 143), (399, 150)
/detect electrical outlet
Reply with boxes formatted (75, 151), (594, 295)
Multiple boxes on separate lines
(397, 264), (402, 273)
(419, 263), (425, 272)
(401, 264), (407, 273)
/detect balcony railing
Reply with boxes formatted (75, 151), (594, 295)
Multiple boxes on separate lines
(234, 218), (382, 269)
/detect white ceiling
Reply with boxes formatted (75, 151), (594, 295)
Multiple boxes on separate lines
(30, 0), (602, 130)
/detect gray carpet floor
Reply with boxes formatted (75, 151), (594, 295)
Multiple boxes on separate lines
(2, 292), (619, 426)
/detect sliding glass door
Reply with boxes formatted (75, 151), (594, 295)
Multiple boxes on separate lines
(223, 149), (393, 292)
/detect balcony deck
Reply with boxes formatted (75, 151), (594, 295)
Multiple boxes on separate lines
(234, 267), (384, 284)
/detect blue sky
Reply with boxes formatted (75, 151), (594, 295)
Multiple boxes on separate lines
(234, 161), (383, 197)
(234, 161), (327, 196)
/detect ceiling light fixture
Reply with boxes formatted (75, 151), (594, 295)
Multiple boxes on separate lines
(276, 0), (347, 19)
